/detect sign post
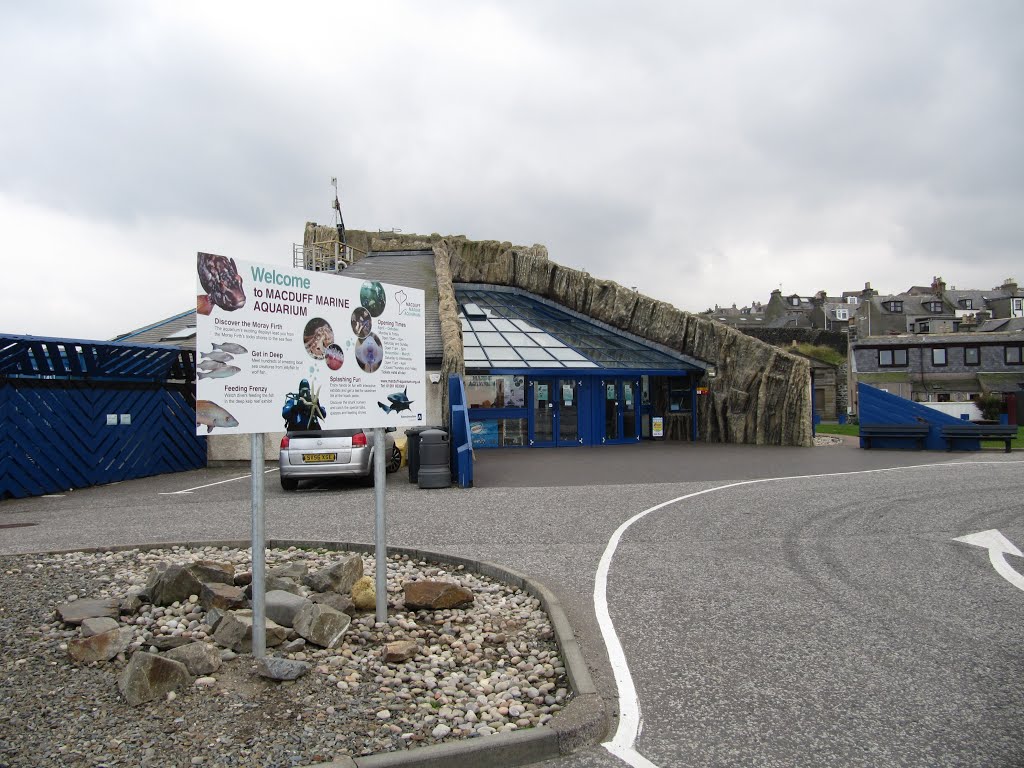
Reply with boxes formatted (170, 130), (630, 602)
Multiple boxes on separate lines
(196, 253), (426, 649)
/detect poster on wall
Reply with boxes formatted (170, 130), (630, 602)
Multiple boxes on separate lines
(194, 252), (426, 435)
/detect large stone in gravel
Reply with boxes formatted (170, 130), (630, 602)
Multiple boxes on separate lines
(403, 580), (474, 610)
(352, 576), (376, 612)
(145, 561), (234, 606)
(265, 575), (302, 594)
(199, 582), (248, 611)
(309, 592), (355, 615)
(265, 590), (310, 628)
(384, 640), (420, 663)
(256, 656), (311, 681)
(118, 652), (190, 705)
(267, 562), (308, 581)
(165, 641), (222, 676)
(150, 636), (192, 651)
(212, 610), (287, 653)
(293, 603), (350, 649)
(55, 598), (120, 625)
(80, 616), (119, 637)
(68, 627), (132, 662)
(303, 555), (363, 595)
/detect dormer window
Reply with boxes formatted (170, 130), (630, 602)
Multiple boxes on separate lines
(925, 301), (943, 313)
(835, 308), (849, 321)
(789, 296), (801, 307)
(959, 298), (973, 309)
(885, 301), (904, 313)
(846, 296), (859, 305)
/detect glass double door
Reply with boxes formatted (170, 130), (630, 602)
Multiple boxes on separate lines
(530, 378), (581, 446)
(603, 378), (641, 443)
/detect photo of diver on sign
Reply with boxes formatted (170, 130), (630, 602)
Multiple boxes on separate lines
(282, 379), (326, 431)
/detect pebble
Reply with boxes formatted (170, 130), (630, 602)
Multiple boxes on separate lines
(1, 546), (569, 766)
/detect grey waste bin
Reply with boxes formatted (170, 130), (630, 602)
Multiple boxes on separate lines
(406, 426), (441, 483)
(417, 428), (451, 489)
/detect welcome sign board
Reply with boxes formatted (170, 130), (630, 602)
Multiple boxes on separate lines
(194, 253), (426, 435)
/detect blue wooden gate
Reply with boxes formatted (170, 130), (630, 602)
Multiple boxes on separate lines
(1, 334), (206, 499)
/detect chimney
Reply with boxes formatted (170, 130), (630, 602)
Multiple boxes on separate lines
(861, 281), (875, 299)
(931, 276), (946, 295)
(1002, 278), (1019, 294)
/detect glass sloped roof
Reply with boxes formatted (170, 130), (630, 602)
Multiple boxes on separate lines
(455, 287), (703, 371)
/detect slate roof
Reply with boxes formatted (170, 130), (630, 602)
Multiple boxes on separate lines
(336, 250), (442, 363)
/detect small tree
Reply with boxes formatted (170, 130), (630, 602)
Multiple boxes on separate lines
(974, 393), (1003, 421)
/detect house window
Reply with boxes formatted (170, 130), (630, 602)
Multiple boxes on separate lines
(835, 308), (848, 321)
(1006, 345), (1023, 365)
(885, 301), (904, 313)
(959, 298), (973, 309)
(789, 296), (801, 306)
(1014, 299), (1024, 315)
(879, 348), (908, 367)
(918, 321), (930, 333)
(964, 346), (980, 365)
(846, 296), (859, 305)
(937, 393), (951, 402)
(926, 301), (943, 313)
(931, 348), (947, 366)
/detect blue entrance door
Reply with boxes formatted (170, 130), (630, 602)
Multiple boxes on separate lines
(602, 378), (641, 444)
(529, 378), (582, 446)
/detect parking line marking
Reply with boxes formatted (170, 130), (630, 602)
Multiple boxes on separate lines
(596, 458), (1024, 768)
(159, 467), (278, 495)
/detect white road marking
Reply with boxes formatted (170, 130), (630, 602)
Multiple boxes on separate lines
(596, 458), (1024, 767)
(955, 530), (1024, 592)
(158, 467), (278, 495)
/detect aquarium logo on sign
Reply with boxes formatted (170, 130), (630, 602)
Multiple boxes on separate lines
(395, 289), (422, 318)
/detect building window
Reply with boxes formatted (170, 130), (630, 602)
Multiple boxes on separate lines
(879, 348), (908, 367)
(790, 296), (801, 306)
(835, 308), (849, 321)
(918, 321), (930, 333)
(464, 374), (526, 409)
(959, 298), (973, 309)
(885, 301), (903, 313)
(964, 346), (980, 366)
(937, 393), (951, 402)
(1006, 345), (1023, 365)
(926, 301), (943, 313)
(1014, 299), (1024, 315)
(846, 296), (859, 305)
(932, 348), (947, 366)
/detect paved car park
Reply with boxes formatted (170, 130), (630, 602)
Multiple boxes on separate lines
(2, 441), (1022, 767)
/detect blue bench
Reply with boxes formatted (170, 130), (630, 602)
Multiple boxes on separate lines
(940, 424), (1016, 453)
(859, 423), (930, 450)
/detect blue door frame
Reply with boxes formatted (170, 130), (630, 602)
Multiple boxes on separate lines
(528, 378), (584, 447)
(597, 377), (642, 444)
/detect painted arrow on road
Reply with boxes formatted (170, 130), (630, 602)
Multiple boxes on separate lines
(955, 530), (1024, 592)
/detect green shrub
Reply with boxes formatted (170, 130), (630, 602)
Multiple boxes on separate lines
(974, 393), (1004, 421)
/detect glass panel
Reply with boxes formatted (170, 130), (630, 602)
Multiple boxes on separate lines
(558, 379), (578, 443)
(464, 347), (487, 361)
(485, 347), (521, 361)
(563, 361), (598, 368)
(460, 318), (472, 331)
(465, 374), (526, 408)
(519, 347), (554, 360)
(463, 332), (479, 347)
(470, 321), (495, 332)
(549, 348), (587, 361)
(512, 319), (542, 332)
(529, 333), (564, 347)
(527, 359), (561, 367)
(501, 418), (527, 447)
(503, 332), (535, 347)
(491, 319), (518, 331)
(605, 381), (618, 441)
(533, 380), (554, 443)
(476, 332), (507, 346)
(622, 380), (637, 438)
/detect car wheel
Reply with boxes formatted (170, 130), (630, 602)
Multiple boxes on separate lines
(386, 444), (402, 473)
(280, 476), (298, 491)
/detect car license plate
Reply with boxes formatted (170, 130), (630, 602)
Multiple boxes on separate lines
(302, 453), (337, 463)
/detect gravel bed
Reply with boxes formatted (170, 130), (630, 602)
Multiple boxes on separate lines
(0, 546), (569, 768)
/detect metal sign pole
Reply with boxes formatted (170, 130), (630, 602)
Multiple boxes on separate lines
(373, 427), (387, 624)
(251, 433), (267, 658)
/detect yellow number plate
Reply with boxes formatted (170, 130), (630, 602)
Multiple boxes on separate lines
(302, 453), (337, 463)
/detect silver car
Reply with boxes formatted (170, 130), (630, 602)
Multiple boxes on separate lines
(279, 428), (401, 490)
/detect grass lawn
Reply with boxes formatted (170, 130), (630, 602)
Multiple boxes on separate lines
(816, 422), (1022, 449)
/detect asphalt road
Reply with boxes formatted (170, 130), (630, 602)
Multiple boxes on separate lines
(2, 441), (1022, 767)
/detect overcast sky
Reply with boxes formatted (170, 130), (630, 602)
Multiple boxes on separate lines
(2, 1), (1022, 340)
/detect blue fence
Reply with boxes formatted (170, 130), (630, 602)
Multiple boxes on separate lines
(1, 334), (206, 499)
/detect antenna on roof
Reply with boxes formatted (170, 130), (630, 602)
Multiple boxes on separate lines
(331, 177), (346, 245)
